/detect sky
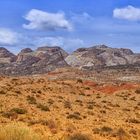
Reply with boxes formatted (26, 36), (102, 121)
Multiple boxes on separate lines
(0, 0), (140, 53)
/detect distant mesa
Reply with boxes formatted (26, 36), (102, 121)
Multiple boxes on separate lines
(0, 47), (16, 63)
(0, 45), (139, 75)
(0, 47), (15, 58)
(36, 46), (68, 58)
(65, 44), (140, 69)
(20, 48), (33, 53)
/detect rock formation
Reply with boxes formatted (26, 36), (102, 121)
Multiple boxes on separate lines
(65, 45), (140, 70)
(0, 45), (139, 75)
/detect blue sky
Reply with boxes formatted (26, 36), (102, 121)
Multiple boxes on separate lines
(0, 0), (140, 53)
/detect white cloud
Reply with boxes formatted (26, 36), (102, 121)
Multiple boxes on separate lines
(34, 37), (64, 46)
(113, 5), (140, 21)
(33, 36), (84, 52)
(0, 28), (19, 46)
(23, 9), (73, 31)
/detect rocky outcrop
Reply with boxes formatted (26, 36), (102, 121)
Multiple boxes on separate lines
(0, 47), (16, 63)
(16, 48), (40, 65)
(0, 45), (139, 75)
(36, 46), (68, 58)
(65, 45), (140, 69)
(0, 46), (68, 75)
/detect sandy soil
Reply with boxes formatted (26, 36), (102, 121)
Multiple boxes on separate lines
(0, 69), (139, 140)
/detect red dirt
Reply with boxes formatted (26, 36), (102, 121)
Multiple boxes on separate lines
(47, 71), (63, 75)
(84, 81), (140, 94)
(84, 81), (98, 87)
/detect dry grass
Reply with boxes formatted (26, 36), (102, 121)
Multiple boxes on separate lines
(0, 71), (139, 140)
(0, 123), (43, 140)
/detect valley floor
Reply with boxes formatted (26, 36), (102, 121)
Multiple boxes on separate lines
(0, 68), (139, 140)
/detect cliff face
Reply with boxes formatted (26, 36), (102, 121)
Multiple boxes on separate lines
(0, 45), (139, 75)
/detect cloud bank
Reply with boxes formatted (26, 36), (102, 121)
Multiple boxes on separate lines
(23, 9), (73, 31)
(0, 28), (19, 46)
(113, 5), (140, 21)
(33, 36), (84, 52)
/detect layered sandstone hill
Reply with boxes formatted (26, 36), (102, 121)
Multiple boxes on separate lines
(65, 45), (140, 70)
(0, 45), (139, 75)
(0, 46), (68, 75)
(0, 47), (16, 63)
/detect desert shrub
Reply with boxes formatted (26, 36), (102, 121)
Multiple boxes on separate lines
(64, 133), (90, 140)
(10, 108), (27, 114)
(135, 89), (140, 94)
(126, 118), (140, 124)
(75, 100), (83, 106)
(64, 100), (72, 109)
(87, 101), (95, 104)
(67, 112), (82, 120)
(37, 104), (50, 111)
(96, 95), (101, 99)
(75, 100), (83, 103)
(101, 126), (113, 132)
(101, 100), (107, 103)
(116, 128), (129, 140)
(137, 102), (140, 106)
(73, 112), (81, 116)
(0, 123), (43, 140)
(93, 126), (113, 135)
(85, 87), (90, 90)
(2, 112), (17, 119)
(47, 120), (56, 129)
(11, 78), (18, 81)
(2, 108), (27, 119)
(15, 90), (22, 94)
(27, 96), (37, 104)
(65, 123), (76, 133)
(79, 93), (86, 96)
(77, 79), (83, 83)
(28, 120), (41, 126)
(57, 96), (63, 99)
(123, 97), (128, 100)
(37, 90), (42, 94)
(83, 116), (87, 119)
(70, 92), (76, 95)
(92, 128), (101, 134)
(122, 108), (130, 112)
(129, 129), (137, 135)
(28, 120), (49, 126)
(0, 90), (6, 95)
(87, 105), (93, 110)
(41, 120), (49, 126)
(46, 120), (57, 134)
(129, 97), (136, 101)
(100, 110), (106, 114)
(31, 90), (36, 94)
(47, 99), (54, 105)
(111, 104), (120, 108)
(87, 111), (94, 116)
(36, 78), (45, 83)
